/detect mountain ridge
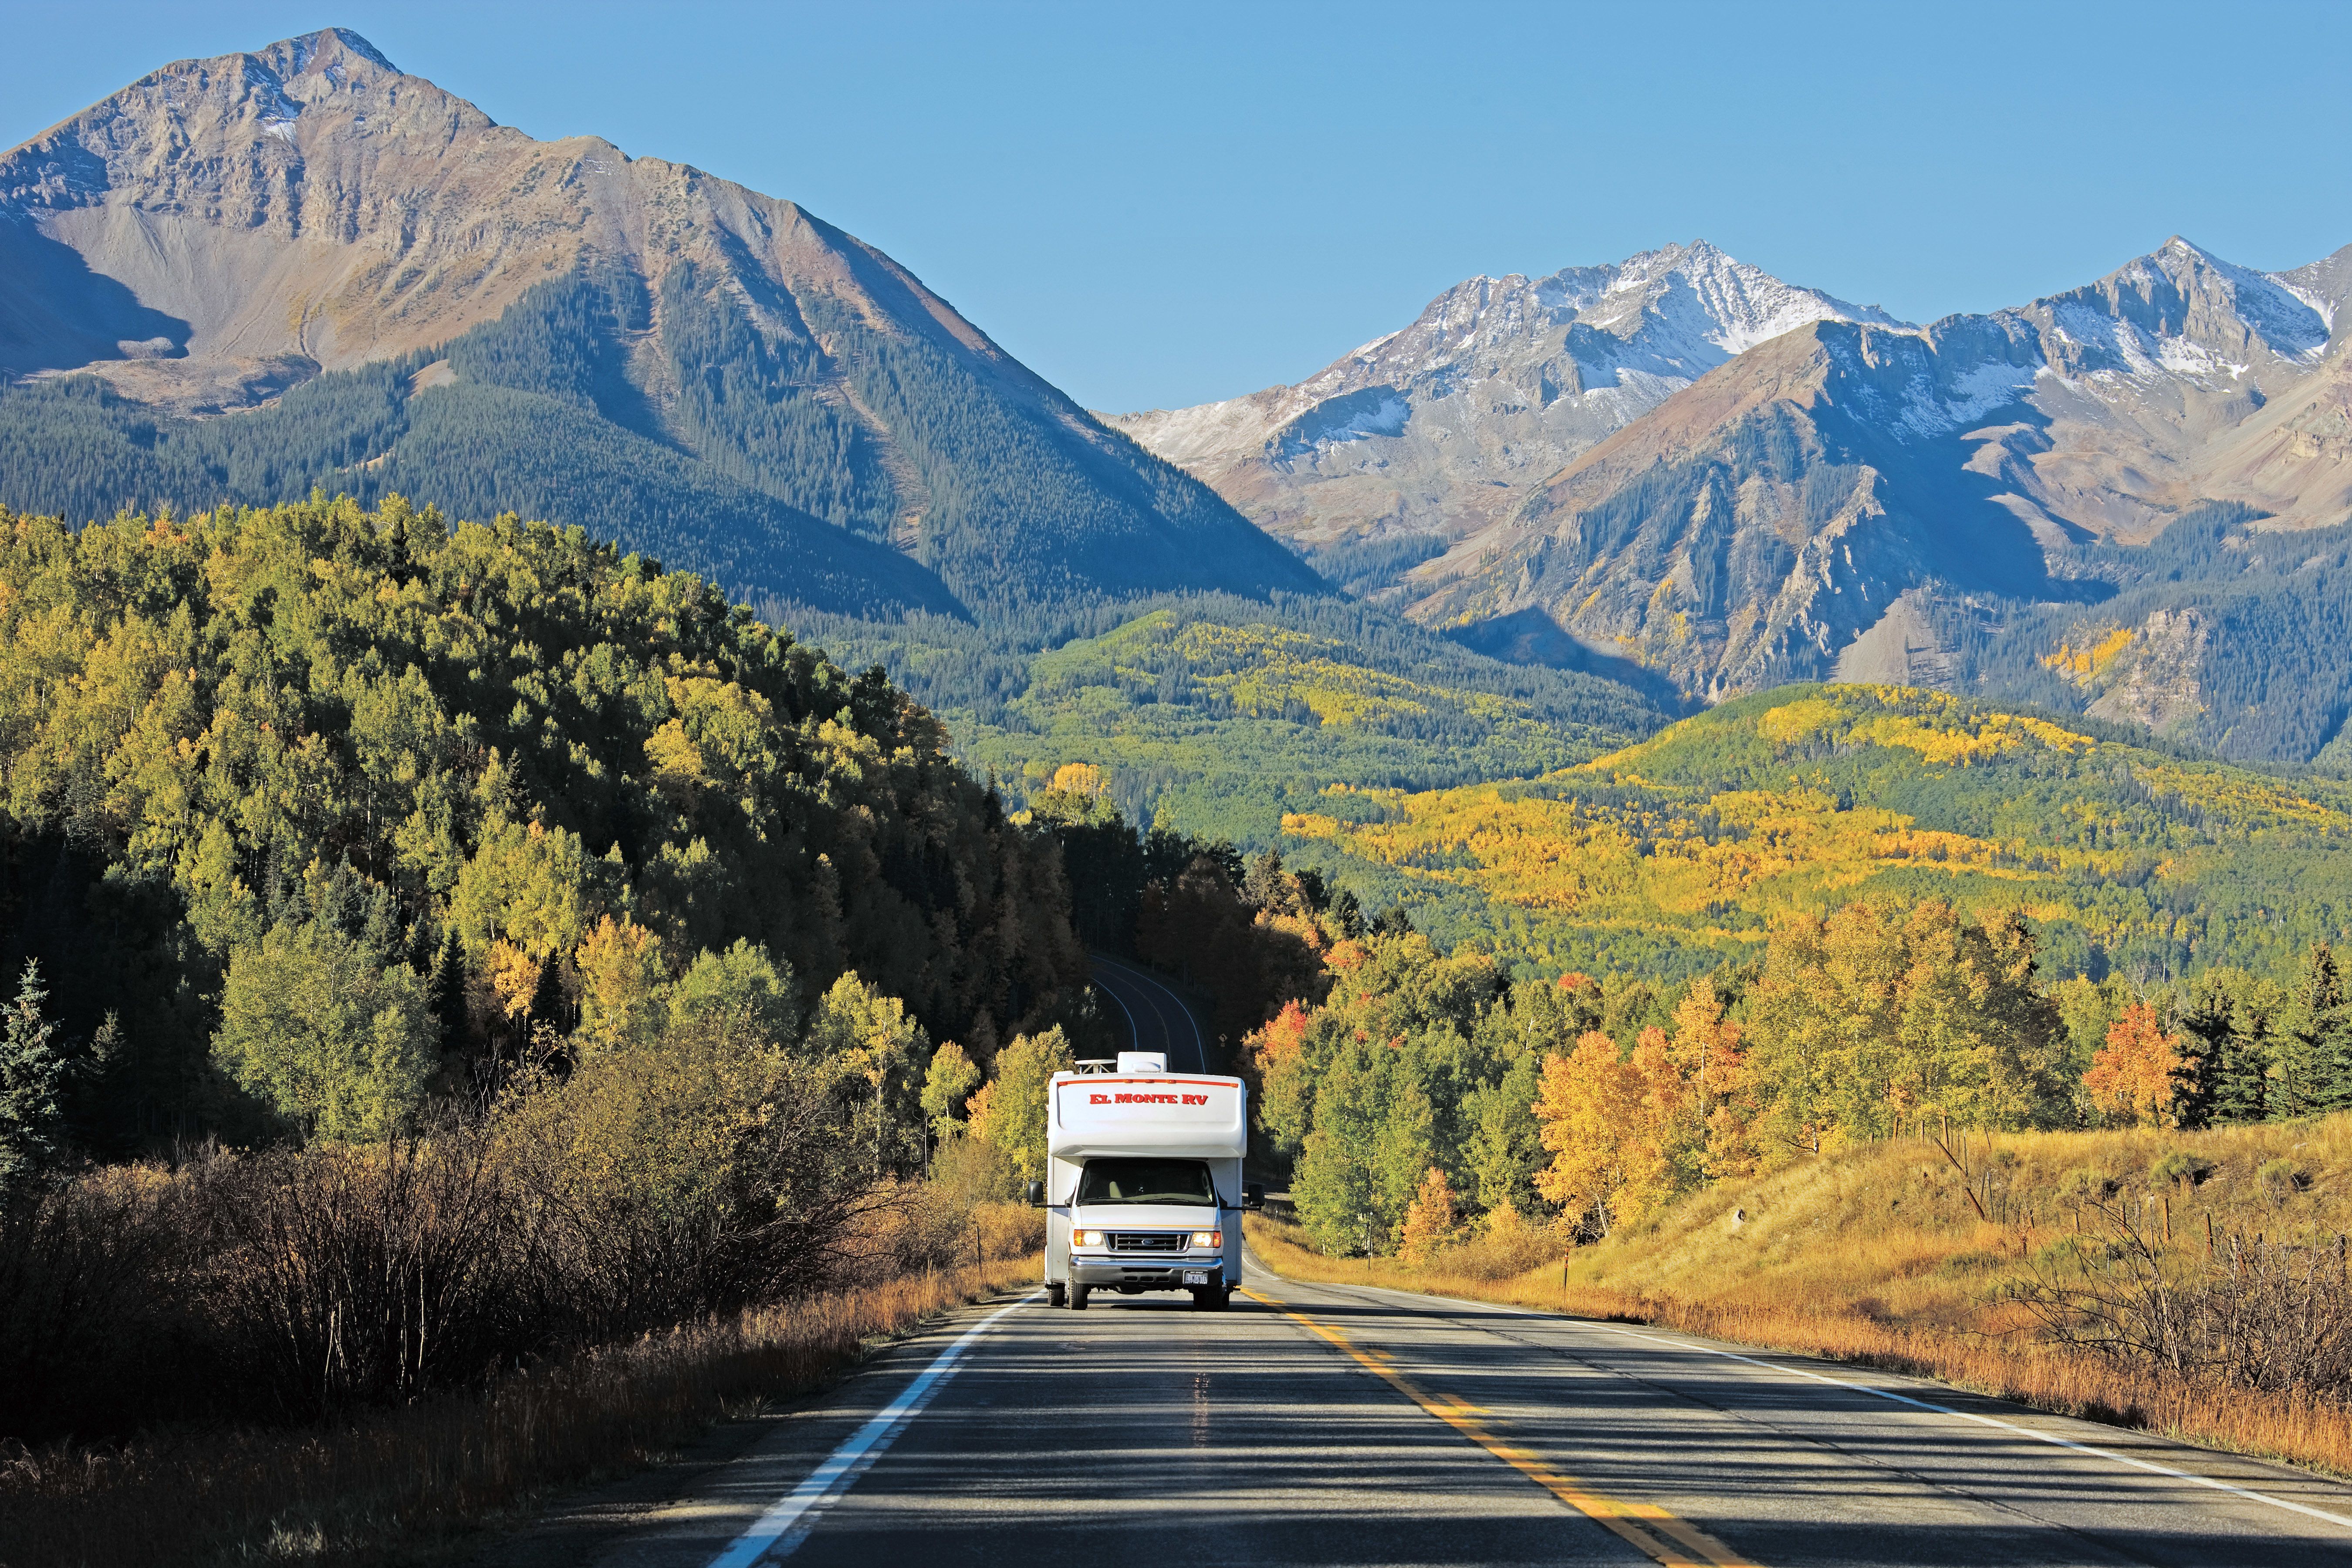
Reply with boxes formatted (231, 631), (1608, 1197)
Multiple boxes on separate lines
(1115, 229), (2352, 761)
(0, 28), (1323, 619)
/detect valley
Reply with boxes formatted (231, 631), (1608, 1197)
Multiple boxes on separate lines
(6, 21), (2352, 1568)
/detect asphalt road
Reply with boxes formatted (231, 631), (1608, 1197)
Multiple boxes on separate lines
(1089, 953), (1210, 1072)
(568, 1255), (2352, 1568)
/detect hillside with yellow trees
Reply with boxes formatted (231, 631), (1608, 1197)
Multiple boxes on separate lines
(1279, 683), (2352, 982)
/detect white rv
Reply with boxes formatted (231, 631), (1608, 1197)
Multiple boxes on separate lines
(1030, 1051), (1262, 1310)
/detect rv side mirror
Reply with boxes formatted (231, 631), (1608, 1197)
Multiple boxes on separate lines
(1025, 1179), (1045, 1208)
(1244, 1183), (1264, 1210)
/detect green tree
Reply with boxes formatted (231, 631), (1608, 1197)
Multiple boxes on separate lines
(668, 940), (798, 1053)
(0, 963), (78, 1196)
(804, 971), (930, 1174)
(2271, 945), (2349, 1118)
(213, 928), (437, 1141)
(1460, 1051), (1547, 1216)
(921, 1041), (983, 1142)
(973, 1026), (1073, 1183)
(1292, 1043), (1400, 1254)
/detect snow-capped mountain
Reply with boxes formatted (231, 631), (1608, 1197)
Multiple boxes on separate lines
(1105, 240), (1905, 555)
(1400, 235), (2352, 754)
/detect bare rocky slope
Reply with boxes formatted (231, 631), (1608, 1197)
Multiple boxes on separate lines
(0, 28), (1321, 618)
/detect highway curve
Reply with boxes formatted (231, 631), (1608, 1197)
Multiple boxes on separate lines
(536, 1254), (2352, 1568)
(1089, 953), (1210, 1072)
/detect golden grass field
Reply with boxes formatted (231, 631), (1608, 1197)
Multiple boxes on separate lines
(1, 1211), (1047, 1568)
(1247, 1112), (2352, 1478)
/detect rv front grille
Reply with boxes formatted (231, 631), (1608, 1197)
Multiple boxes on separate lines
(1109, 1232), (1184, 1253)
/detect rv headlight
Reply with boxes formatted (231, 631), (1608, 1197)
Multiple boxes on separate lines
(1190, 1230), (1222, 1248)
(1077, 1230), (1105, 1248)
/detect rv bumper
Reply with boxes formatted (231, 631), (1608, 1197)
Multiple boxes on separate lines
(1070, 1260), (1226, 1291)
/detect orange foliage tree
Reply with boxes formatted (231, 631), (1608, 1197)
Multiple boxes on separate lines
(2082, 1000), (2182, 1127)
(1398, 1166), (1462, 1262)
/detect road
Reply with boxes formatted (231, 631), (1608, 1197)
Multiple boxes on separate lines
(561, 1255), (2352, 1568)
(1089, 952), (1210, 1072)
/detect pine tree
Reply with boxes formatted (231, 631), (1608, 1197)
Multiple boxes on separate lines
(429, 929), (470, 1062)
(2197, 977), (2274, 1125)
(2172, 987), (2228, 1130)
(0, 962), (76, 1197)
(2272, 945), (2348, 1118)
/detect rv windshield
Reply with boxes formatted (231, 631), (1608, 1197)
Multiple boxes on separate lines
(1075, 1158), (1217, 1207)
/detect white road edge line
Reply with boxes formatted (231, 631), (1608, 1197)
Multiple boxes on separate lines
(705, 1291), (1041, 1567)
(1389, 1279), (2352, 1535)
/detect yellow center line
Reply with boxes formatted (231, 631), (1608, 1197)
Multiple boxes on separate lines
(1244, 1288), (1761, 1568)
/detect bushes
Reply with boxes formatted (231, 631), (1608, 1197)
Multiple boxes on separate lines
(2009, 1199), (2352, 1399)
(0, 1017), (879, 1439)
(0, 1247), (1045, 1568)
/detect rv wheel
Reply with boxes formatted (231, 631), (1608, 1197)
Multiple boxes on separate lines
(1046, 1284), (1066, 1308)
(1069, 1285), (1090, 1311)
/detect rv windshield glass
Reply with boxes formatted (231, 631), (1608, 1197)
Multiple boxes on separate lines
(1076, 1159), (1216, 1206)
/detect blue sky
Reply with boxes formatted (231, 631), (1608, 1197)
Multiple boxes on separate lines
(7, 1), (2350, 412)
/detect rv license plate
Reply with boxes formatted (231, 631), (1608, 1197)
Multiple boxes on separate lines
(1183, 1270), (1210, 1285)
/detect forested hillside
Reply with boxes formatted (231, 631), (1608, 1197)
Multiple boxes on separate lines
(1277, 683), (2352, 983)
(1929, 504), (2352, 764)
(0, 495), (1091, 1153)
(1239, 895), (2352, 1261)
(799, 594), (1669, 845)
(0, 264), (1323, 621)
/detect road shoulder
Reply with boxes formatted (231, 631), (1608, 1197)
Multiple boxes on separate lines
(459, 1286), (1043, 1568)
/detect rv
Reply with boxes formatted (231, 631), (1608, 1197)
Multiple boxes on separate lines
(1030, 1051), (1262, 1310)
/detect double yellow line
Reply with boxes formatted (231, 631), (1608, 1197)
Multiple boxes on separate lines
(1244, 1289), (1759, 1568)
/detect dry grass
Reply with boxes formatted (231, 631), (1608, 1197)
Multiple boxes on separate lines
(1247, 1112), (2352, 1478)
(1, 1236), (1044, 1568)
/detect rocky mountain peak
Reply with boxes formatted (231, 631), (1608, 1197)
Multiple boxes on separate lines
(0, 29), (1321, 620)
(2005, 235), (2332, 386)
(1105, 240), (1902, 552)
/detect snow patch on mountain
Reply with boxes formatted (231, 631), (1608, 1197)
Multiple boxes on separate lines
(1897, 356), (2041, 438)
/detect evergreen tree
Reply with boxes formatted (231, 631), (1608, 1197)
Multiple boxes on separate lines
(2272, 945), (2349, 1117)
(0, 962), (77, 1197)
(429, 929), (470, 1062)
(2172, 987), (2228, 1130)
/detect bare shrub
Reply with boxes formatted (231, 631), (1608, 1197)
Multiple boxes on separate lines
(0, 1169), (203, 1439)
(2005, 1198), (2352, 1399)
(0, 1026), (889, 1437)
(190, 1132), (519, 1418)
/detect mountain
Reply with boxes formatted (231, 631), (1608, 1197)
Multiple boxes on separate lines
(1398, 237), (2352, 756)
(0, 29), (1321, 618)
(1115, 230), (2352, 760)
(1105, 241), (1903, 584)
